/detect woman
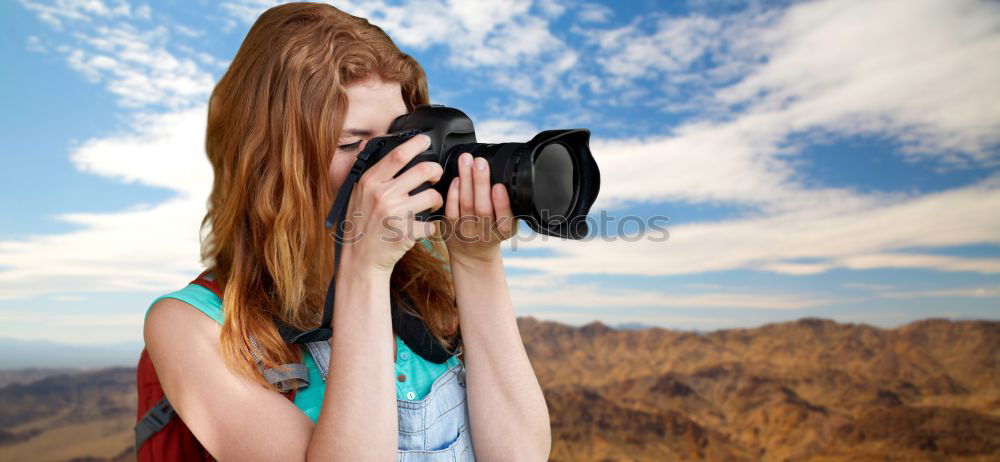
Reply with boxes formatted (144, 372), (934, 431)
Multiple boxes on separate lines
(142, 3), (551, 460)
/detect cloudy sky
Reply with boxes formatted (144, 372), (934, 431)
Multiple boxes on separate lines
(2, 0), (999, 345)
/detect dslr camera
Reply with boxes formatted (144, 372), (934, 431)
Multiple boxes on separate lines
(350, 104), (600, 239)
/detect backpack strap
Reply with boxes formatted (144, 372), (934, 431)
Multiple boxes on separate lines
(134, 389), (300, 454)
(190, 271), (310, 392)
(134, 273), (306, 455)
(134, 396), (175, 452)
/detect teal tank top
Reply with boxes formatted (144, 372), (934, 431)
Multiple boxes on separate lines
(144, 283), (461, 423)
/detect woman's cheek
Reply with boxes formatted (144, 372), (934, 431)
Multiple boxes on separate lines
(328, 157), (346, 188)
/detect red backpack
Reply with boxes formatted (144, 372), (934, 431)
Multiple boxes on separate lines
(134, 272), (301, 461)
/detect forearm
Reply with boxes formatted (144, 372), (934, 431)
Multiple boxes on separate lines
(308, 262), (396, 461)
(451, 256), (551, 461)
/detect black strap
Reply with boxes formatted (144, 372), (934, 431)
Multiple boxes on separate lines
(134, 396), (175, 451)
(392, 294), (463, 364)
(280, 132), (459, 364)
(282, 134), (381, 344)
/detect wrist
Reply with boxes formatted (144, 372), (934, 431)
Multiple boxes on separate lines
(339, 244), (394, 280)
(333, 254), (392, 317)
(448, 248), (504, 271)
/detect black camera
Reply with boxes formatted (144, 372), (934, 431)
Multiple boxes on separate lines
(289, 105), (601, 344)
(353, 104), (601, 239)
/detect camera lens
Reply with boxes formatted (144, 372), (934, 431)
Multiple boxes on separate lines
(532, 142), (577, 223)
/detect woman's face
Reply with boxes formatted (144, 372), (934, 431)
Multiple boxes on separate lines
(328, 77), (409, 191)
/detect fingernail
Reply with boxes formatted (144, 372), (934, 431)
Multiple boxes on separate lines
(474, 157), (486, 171)
(451, 177), (458, 188)
(421, 134), (432, 147)
(461, 153), (472, 167)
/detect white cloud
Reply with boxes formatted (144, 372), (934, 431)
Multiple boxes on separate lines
(2, 1), (220, 300)
(7, 0), (999, 336)
(474, 118), (540, 143)
(576, 2), (613, 23)
(220, 0), (579, 97)
(174, 24), (203, 38)
(218, 0), (279, 25)
(876, 285), (1000, 299)
(508, 274), (843, 310)
(571, 8), (768, 106)
(0, 106), (211, 299)
(21, 0), (216, 109)
(0, 312), (145, 327)
(591, 14), (721, 80)
(50, 295), (87, 302)
(26, 35), (48, 53)
(715, 0), (1000, 165)
(582, 0), (1000, 166)
(0, 311), (146, 343)
(487, 97), (539, 118)
(841, 282), (896, 291)
(135, 3), (150, 20)
(488, 0), (1000, 284)
(69, 107), (212, 194)
(503, 172), (1000, 277)
(63, 24), (214, 108)
(18, 0), (133, 28)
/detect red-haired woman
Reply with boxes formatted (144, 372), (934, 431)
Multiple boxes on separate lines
(142, 3), (550, 460)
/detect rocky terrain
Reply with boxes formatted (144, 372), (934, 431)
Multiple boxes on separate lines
(0, 368), (135, 461)
(0, 317), (997, 461)
(521, 317), (1000, 461)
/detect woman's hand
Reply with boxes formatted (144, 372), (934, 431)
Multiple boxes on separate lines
(442, 152), (517, 266)
(443, 153), (551, 461)
(340, 134), (444, 274)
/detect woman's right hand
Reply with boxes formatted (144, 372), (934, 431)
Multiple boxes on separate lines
(339, 133), (444, 273)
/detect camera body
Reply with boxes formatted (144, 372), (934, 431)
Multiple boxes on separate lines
(362, 105), (476, 219)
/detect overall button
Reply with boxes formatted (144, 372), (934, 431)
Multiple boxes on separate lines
(406, 391), (416, 400)
(399, 351), (410, 361)
(397, 374), (406, 382)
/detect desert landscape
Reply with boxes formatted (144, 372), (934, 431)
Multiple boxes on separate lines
(1, 316), (998, 461)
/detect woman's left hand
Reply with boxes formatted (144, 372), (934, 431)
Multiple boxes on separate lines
(442, 152), (517, 265)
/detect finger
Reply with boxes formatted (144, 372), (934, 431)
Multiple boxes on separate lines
(442, 180), (459, 243)
(444, 177), (459, 219)
(492, 183), (515, 236)
(387, 161), (443, 196)
(458, 153), (474, 216)
(403, 188), (445, 219)
(472, 157), (492, 218)
(367, 134), (432, 182)
(472, 157), (493, 242)
(409, 220), (438, 242)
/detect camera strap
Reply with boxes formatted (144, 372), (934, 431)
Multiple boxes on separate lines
(279, 135), (460, 364)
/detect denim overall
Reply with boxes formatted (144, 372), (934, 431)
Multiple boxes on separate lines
(305, 341), (477, 461)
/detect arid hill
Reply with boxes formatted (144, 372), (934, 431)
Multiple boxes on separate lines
(0, 368), (135, 462)
(0, 317), (997, 461)
(519, 316), (1000, 461)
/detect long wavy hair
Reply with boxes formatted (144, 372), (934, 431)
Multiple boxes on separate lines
(201, 2), (459, 390)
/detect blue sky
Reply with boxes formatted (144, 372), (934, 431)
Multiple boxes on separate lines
(1, 0), (999, 345)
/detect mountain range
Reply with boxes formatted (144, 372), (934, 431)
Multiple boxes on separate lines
(522, 316), (1000, 461)
(0, 316), (997, 461)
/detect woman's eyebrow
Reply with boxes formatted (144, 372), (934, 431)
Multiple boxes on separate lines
(341, 128), (374, 137)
